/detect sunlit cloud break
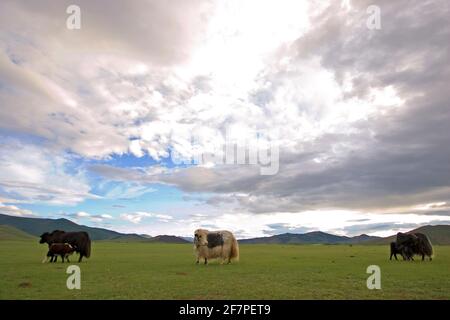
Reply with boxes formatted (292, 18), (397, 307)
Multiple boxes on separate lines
(0, 0), (449, 237)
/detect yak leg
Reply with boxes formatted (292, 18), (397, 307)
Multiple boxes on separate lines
(422, 254), (425, 261)
(78, 253), (84, 263)
(61, 255), (65, 263)
(204, 257), (208, 265)
(66, 255), (70, 263)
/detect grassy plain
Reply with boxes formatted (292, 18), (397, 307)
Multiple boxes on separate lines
(0, 241), (448, 299)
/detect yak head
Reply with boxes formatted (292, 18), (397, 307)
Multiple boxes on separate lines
(194, 229), (209, 247)
(39, 232), (51, 244)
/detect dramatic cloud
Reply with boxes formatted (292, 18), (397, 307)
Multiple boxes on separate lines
(86, 0), (450, 216)
(0, 0), (448, 236)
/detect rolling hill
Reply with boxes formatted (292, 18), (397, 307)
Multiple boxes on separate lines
(150, 235), (190, 244)
(366, 225), (450, 245)
(105, 234), (155, 242)
(106, 234), (189, 243)
(0, 214), (122, 240)
(0, 214), (188, 243)
(2, 213), (448, 245)
(0, 225), (36, 241)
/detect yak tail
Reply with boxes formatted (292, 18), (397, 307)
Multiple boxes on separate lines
(416, 233), (434, 259)
(85, 237), (91, 258)
(230, 236), (239, 261)
(424, 235), (433, 258)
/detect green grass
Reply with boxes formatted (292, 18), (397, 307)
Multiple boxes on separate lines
(0, 241), (449, 299)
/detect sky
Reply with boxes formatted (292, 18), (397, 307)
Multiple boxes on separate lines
(0, 0), (449, 238)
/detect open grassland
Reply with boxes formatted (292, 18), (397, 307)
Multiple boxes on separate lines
(0, 241), (449, 299)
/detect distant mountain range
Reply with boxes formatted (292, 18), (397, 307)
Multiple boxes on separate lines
(238, 231), (381, 244)
(1, 213), (449, 245)
(0, 214), (189, 243)
(239, 225), (450, 245)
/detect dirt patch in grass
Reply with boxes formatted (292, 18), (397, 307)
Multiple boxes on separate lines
(18, 282), (32, 288)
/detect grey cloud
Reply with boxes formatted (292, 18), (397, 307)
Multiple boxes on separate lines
(418, 210), (450, 216)
(263, 223), (315, 235)
(1, 0), (212, 66)
(294, 1), (450, 100)
(347, 219), (371, 223)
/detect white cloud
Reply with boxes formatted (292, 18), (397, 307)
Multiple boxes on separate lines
(59, 211), (115, 224)
(120, 211), (173, 224)
(0, 202), (35, 217)
(76, 211), (90, 217)
(102, 183), (156, 200)
(0, 140), (94, 205)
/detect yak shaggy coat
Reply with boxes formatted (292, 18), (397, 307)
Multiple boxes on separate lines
(194, 229), (239, 265)
(396, 232), (433, 261)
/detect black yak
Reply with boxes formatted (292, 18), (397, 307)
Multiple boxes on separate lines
(390, 241), (414, 260)
(390, 241), (400, 260)
(40, 230), (91, 262)
(396, 232), (433, 261)
(43, 243), (77, 263)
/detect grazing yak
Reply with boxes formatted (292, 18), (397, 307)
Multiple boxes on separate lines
(390, 241), (414, 261)
(42, 243), (76, 263)
(395, 232), (433, 261)
(194, 229), (239, 265)
(40, 230), (91, 262)
(389, 242), (402, 260)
